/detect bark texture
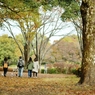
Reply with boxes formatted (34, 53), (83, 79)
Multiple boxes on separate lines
(79, 0), (95, 85)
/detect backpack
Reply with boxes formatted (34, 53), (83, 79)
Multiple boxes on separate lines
(4, 62), (8, 68)
(18, 60), (23, 68)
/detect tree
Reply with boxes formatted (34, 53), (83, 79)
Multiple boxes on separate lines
(0, 34), (20, 65)
(0, 0), (81, 68)
(35, 6), (65, 67)
(16, 12), (39, 66)
(58, 0), (83, 57)
(48, 35), (81, 64)
(0, 0), (40, 65)
(78, 0), (95, 85)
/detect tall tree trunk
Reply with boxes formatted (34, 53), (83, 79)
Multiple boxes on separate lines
(24, 43), (28, 66)
(79, 0), (95, 85)
(36, 32), (38, 57)
(39, 50), (41, 73)
(24, 42), (30, 67)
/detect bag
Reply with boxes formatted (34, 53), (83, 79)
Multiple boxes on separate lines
(18, 60), (23, 68)
(4, 62), (8, 68)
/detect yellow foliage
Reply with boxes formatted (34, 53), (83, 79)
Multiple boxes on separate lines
(26, 31), (35, 41)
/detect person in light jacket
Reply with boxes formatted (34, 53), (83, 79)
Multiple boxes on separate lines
(27, 57), (34, 77)
(32, 57), (39, 78)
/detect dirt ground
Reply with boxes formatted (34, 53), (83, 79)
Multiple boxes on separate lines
(0, 71), (75, 78)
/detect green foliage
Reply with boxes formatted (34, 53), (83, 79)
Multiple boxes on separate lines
(23, 0), (40, 13)
(0, 0), (80, 26)
(56, 67), (67, 74)
(47, 68), (58, 74)
(39, 0), (80, 21)
(61, 0), (80, 21)
(0, 35), (19, 65)
(72, 68), (81, 77)
(41, 69), (45, 73)
(41, 62), (47, 65)
(44, 67), (77, 74)
(24, 0), (40, 7)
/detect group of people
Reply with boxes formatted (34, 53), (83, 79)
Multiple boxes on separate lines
(2, 56), (39, 78)
(27, 56), (39, 78)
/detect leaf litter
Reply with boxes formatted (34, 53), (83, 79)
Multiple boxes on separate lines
(0, 74), (95, 95)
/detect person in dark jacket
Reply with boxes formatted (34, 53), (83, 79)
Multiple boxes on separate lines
(2, 57), (9, 77)
(17, 56), (25, 77)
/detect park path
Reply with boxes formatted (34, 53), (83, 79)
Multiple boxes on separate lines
(0, 71), (74, 78)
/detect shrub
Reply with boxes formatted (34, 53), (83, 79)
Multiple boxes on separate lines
(47, 68), (58, 74)
(41, 69), (45, 73)
(41, 67), (80, 74)
(71, 68), (81, 77)
(61, 69), (67, 74)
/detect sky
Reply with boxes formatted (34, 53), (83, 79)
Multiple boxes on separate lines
(0, 6), (77, 43)
(0, 27), (21, 36)
(49, 24), (76, 43)
(0, 20), (21, 36)
(0, 22), (76, 44)
(39, 6), (77, 43)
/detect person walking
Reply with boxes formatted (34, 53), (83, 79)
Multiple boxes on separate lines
(2, 57), (9, 77)
(17, 56), (25, 77)
(27, 57), (34, 77)
(32, 57), (39, 78)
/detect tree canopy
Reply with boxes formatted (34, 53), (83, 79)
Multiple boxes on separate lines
(0, 0), (81, 66)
